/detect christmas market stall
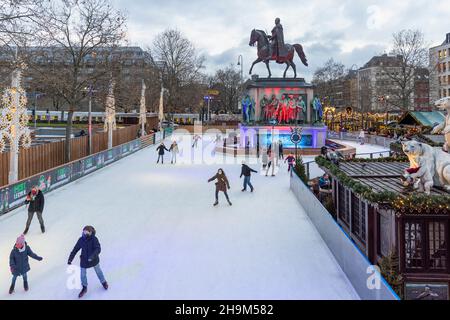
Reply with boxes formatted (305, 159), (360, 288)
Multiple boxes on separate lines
(316, 152), (450, 300)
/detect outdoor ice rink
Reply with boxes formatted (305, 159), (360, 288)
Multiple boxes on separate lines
(0, 134), (387, 300)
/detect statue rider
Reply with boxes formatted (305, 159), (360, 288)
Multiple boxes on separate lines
(269, 18), (287, 60)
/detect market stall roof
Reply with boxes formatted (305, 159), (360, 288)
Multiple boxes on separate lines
(398, 111), (445, 127)
(337, 161), (449, 197)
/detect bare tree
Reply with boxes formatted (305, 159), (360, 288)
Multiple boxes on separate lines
(209, 65), (241, 113)
(0, 0), (44, 47)
(382, 29), (428, 111)
(28, 0), (126, 161)
(312, 58), (346, 105)
(149, 29), (206, 113)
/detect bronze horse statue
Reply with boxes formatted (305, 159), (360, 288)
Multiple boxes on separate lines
(249, 29), (308, 78)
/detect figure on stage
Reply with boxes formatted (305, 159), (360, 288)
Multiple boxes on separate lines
(288, 95), (297, 124)
(297, 96), (307, 124)
(268, 94), (279, 122)
(242, 95), (255, 123)
(278, 95), (289, 124)
(311, 95), (323, 123)
(260, 95), (270, 122)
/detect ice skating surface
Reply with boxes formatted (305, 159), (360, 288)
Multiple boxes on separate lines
(0, 134), (361, 300)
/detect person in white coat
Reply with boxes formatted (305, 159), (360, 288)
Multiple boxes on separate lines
(358, 130), (365, 145)
(169, 141), (179, 164)
(261, 147), (268, 169)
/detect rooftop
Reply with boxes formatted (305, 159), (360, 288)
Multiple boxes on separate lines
(398, 111), (446, 127)
(338, 161), (449, 197)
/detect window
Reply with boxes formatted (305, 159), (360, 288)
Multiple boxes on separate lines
(404, 220), (449, 273)
(338, 184), (350, 227)
(429, 222), (447, 271)
(405, 221), (424, 270)
(351, 194), (366, 244)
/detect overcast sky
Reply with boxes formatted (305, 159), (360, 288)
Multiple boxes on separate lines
(112, 0), (450, 81)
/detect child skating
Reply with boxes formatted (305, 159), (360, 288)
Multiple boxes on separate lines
(9, 234), (43, 294)
(68, 226), (108, 298)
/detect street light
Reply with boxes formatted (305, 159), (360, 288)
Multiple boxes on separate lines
(82, 85), (97, 154)
(237, 55), (244, 114)
(237, 55), (244, 81)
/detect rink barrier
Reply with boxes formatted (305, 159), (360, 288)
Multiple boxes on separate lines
(0, 131), (170, 216)
(290, 172), (400, 301)
(327, 132), (395, 149)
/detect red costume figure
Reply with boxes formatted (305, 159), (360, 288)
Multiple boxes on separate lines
(288, 95), (297, 122)
(268, 95), (279, 121)
(278, 95), (288, 123)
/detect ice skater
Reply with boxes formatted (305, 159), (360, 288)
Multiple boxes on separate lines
(261, 147), (268, 169)
(278, 140), (284, 160)
(358, 129), (365, 145)
(208, 168), (232, 206)
(169, 141), (179, 164)
(285, 154), (296, 174)
(240, 161), (258, 192)
(192, 135), (201, 148)
(24, 186), (45, 234)
(265, 149), (276, 177)
(9, 234), (43, 294)
(156, 142), (169, 164)
(68, 226), (108, 298)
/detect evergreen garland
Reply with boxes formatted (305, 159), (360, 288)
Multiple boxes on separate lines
(315, 156), (450, 214)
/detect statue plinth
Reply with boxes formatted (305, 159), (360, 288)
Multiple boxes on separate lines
(243, 76), (315, 124)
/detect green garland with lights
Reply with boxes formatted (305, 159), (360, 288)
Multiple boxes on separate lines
(347, 156), (409, 163)
(315, 156), (450, 214)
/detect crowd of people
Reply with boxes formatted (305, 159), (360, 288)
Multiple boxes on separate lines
(5, 134), (323, 298)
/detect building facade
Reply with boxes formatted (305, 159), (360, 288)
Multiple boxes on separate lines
(430, 33), (450, 102)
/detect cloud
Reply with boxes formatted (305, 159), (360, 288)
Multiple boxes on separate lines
(112, 0), (450, 80)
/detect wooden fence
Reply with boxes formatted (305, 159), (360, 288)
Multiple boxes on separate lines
(0, 125), (139, 187)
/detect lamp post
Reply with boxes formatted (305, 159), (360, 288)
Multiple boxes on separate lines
(237, 55), (244, 113)
(237, 55), (244, 82)
(83, 85), (97, 154)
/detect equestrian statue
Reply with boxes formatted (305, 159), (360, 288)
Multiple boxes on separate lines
(249, 18), (308, 78)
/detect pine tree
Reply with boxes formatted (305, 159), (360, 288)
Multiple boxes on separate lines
(295, 156), (308, 184)
(378, 251), (404, 299)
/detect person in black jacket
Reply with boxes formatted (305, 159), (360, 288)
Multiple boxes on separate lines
(240, 161), (258, 192)
(68, 226), (108, 298)
(24, 187), (45, 234)
(9, 234), (43, 294)
(156, 142), (169, 164)
(278, 140), (284, 160)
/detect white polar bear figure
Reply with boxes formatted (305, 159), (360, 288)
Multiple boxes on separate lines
(402, 140), (450, 193)
(402, 141), (435, 194)
(431, 97), (450, 153)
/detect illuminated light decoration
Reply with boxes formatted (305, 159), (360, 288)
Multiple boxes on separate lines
(139, 80), (147, 137)
(104, 79), (116, 149)
(0, 60), (32, 183)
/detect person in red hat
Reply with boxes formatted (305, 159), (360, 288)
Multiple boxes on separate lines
(24, 186), (45, 234)
(9, 234), (43, 294)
